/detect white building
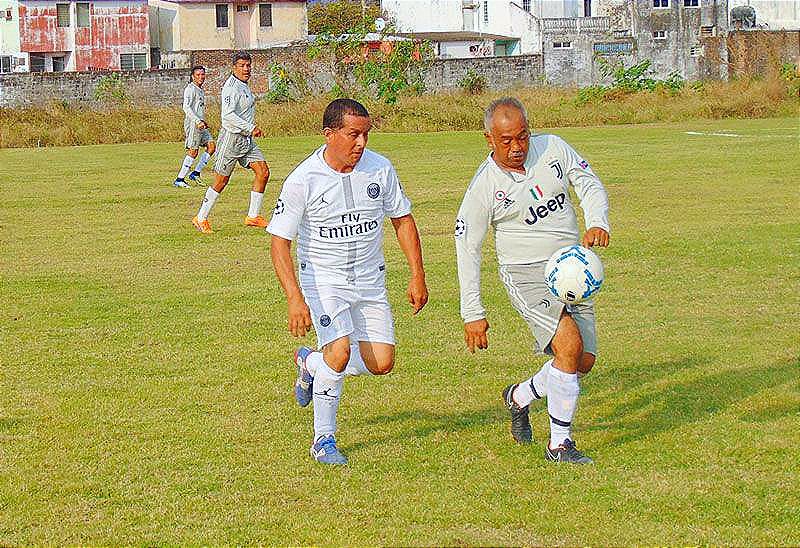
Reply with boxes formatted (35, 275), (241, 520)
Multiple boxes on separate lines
(729, 0), (800, 30)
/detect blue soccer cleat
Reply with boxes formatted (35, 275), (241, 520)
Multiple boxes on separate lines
(187, 171), (205, 186)
(173, 178), (190, 188)
(310, 434), (348, 465)
(294, 347), (314, 407)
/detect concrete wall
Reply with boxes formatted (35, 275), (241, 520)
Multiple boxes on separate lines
(727, 29), (800, 76)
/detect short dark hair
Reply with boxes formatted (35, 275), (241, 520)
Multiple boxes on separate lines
(323, 98), (369, 130)
(189, 65), (205, 81)
(232, 50), (251, 64)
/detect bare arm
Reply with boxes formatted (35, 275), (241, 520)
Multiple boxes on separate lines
(391, 214), (428, 315)
(270, 235), (312, 337)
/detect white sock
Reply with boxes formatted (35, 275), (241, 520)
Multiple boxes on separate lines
(313, 359), (345, 441)
(547, 364), (580, 448)
(248, 191), (264, 218)
(344, 344), (372, 376)
(194, 151), (211, 172)
(305, 351), (323, 377)
(512, 359), (552, 407)
(177, 155), (194, 180)
(197, 187), (220, 221)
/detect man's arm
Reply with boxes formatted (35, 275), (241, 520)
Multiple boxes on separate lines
(391, 214), (428, 315)
(558, 137), (610, 248)
(270, 235), (312, 337)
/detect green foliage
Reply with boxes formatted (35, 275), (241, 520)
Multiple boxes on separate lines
(779, 62), (800, 96)
(576, 58), (685, 103)
(308, 0), (385, 35)
(93, 73), (130, 105)
(265, 64), (292, 103)
(458, 70), (487, 95)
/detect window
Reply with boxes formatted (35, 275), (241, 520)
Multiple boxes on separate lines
(0, 56), (11, 73)
(700, 25), (715, 36)
(483, 0), (488, 23)
(30, 54), (45, 72)
(653, 30), (666, 39)
(553, 41), (572, 49)
(4, 8), (12, 20)
(522, 0), (530, 12)
(653, 0), (668, 7)
(613, 29), (631, 38)
(259, 3), (272, 27)
(236, 4), (248, 11)
(584, 0), (591, 16)
(120, 52), (147, 70)
(683, 0), (698, 5)
(52, 56), (65, 71)
(56, 3), (70, 27)
(76, 3), (89, 27)
(690, 45), (704, 57)
(215, 4), (228, 27)
(150, 47), (161, 67)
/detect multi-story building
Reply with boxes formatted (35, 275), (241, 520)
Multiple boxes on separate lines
(14, 0), (150, 71)
(149, 0), (307, 64)
(0, 0), (23, 72)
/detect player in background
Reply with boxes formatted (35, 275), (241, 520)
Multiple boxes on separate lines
(173, 65), (215, 188)
(192, 51), (270, 234)
(454, 97), (610, 464)
(268, 99), (428, 465)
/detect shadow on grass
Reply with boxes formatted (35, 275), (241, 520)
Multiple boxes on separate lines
(583, 356), (799, 446)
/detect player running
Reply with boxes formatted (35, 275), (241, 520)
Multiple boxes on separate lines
(454, 97), (610, 464)
(268, 98), (428, 465)
(173, 65), (215, 188)
(192, 51), (270, 234)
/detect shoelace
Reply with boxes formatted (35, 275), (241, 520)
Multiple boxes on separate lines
(319, 437), (338, 454)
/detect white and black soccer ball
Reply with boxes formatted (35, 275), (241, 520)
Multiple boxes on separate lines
(544, 245), (604, 304)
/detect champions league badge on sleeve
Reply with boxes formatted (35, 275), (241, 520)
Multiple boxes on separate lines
(367, 183), (381, 199)
(274, 198), (285, 214)
(454, 218), (466, 238)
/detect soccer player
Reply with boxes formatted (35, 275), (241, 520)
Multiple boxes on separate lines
(267, 98), (428, 465)
(454, 97), (610, 464)
(173, 65), (215, 188)
(192, 51), (270, 234)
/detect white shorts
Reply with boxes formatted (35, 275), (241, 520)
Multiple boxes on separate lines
(301, 284), (395, 348)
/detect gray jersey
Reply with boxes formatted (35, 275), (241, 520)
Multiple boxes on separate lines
(183, 82), (205, 127)
(455, 134), (610, 322)
(220, 74), (256, 136)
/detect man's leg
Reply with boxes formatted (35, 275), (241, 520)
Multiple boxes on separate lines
(304, 336), (349, 465)
(345, 341), (395, 376)
(244, 160), (270, 227)
(189, 140), (215, 184)
(174, 148), (198, 188)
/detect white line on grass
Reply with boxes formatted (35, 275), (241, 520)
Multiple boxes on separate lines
(685, 131), (742, 137)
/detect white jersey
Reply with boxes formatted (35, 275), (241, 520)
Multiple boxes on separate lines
(220, 74), (256, 135)
(183, 82), (205, 127)
(455, 134), (610, 322)
(267, 146), (412, 287)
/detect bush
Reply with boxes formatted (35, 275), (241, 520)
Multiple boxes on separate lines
(93, 73), (130, 105)
(459, 70), (487, 95)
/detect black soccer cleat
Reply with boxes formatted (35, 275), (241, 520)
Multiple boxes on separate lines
(545, 438), (593, 464)
(502, 384), (532, 444)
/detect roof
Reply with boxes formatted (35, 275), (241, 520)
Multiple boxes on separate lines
(164, 0), (305, 3)
(394, 31), (519, 42)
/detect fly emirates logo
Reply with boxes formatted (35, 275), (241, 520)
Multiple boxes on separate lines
(319, 213), (379, 239)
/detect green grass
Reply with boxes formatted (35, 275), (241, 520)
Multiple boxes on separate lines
(1, 117), (798, 544)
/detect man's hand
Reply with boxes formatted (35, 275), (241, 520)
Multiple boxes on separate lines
(464, 318), (489, 353)
(252, 127), (264, 138)
(407, 274), (428, 315)
(582, 227), (609, 248)
(287, 295), (312, 337)
(197, 120), (208, 130)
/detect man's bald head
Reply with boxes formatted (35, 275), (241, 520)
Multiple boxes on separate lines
(484, 97), (528, 132)
(483, 97), (530, 172)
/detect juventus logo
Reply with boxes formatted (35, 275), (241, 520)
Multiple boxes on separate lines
(549, 160), (563, 179)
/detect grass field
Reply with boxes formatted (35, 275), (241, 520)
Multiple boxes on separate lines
(1, 117), (798, 544)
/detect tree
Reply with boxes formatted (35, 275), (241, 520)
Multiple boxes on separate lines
(308, 0), (385, 36)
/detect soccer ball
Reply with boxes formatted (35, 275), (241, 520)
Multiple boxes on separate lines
(544, 245), (604, 304)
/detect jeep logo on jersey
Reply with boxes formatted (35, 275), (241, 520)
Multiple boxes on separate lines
(524, 192), (567, 225)
(319, 315), (331, 327)
(367, 183), (380, 199)
(319, 213), (379, 239)
(274, 198), (285, 214)
(454, 218), (466, 238)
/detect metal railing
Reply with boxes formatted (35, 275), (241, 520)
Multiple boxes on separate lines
(542, 17), (611, 32)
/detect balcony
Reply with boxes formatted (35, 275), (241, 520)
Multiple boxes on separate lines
(542, 17), (611, 32)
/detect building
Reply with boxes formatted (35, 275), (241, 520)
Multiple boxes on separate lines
(728, 0), (800, 30)
(149, 0), (307, 65)
(0, 0), (23, 72)
(15, 0), (150, 71)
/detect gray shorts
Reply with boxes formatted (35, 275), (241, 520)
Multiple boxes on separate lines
(184, 121), (212, 150)
(499, 262), (597, 356)
(213, 129), (266, 176)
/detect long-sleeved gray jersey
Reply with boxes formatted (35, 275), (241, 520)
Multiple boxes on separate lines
(183, 82), (205, 127)
(455, 134), (610, 322)
(220, 74), (256, 135)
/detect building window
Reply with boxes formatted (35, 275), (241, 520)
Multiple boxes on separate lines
(120, 52), (147, 70)
(76, 3), (89, 27)
(56, 3), (70, 27)
(0, 56), (11, 73)
(483, 1), (488, 23)
(215, 4), (228, 28)
(236, 4), (248, 11)
(522, 0), (530, 12)
(553, 41), (572, 49)
(690, 45), (703, 57)
(4, 8), (12, 20)
(259, 3), (272, 27)
(653, 0), (668, 7)
(52, 56), (65, 71)
(653, 30), (666, 39)
(700, 25), (715, 37)
(151, 47), (161, 67)
(683, 0), (698, 6)
(584, 0), (591, 16)
(30, 54), (45, 72)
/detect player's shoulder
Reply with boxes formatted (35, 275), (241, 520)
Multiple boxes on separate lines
(222, 75), (237, 90)
(465, 156), (494, 192)
(284, 148), (325, 186)
(359, 148), (395, 173)
(532, 133), (573, 154)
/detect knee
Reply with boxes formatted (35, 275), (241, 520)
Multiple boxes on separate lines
(187, 149), (199, 158)
(260, 165), (270, 182)
(207, 143), (216, 155)
(324, 345), (350, 373)
(579, 352), (595, 374)
(370, 356), (395, 375)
